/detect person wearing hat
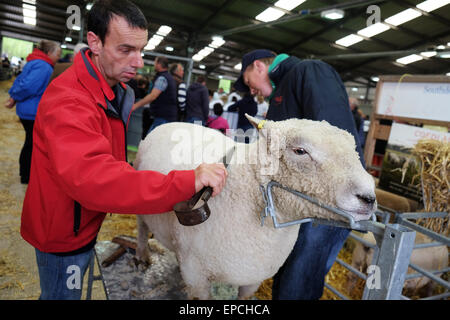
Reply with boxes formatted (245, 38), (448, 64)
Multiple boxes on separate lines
(234, 49), (365, 300)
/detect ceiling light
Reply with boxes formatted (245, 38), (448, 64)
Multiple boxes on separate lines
(23, 17), (36, 25)
(157, 25), (172, 36)
(165, 46), (174, 52)
(371, 76), (379, 82)
(65, 37), (72, 42)
(152, 35), (164, 42)
(352, 87), (358, 92)
(86, 3), (93, 11)
(416, 0), (449, 12)
(439, 52), (450, 58)
(396, 54), (423, 65)
(72, 25), (81, 31)
(335, 34), (364, 47)
(23, 0), (36, 4)
(234, 63), (242, 70)
(384, 8), (422, 26)
(255, 7), (285, 22)
(199, 64), (206, 69)
(357, 22), (390, 38)
(61, 44), (67, 49)
(321, 8), (345, 20)
(446, 72), (450, 76)
(22, 4), (36, 18)
(437, 44), (446, 50)
(144, 43), (155, 50)
(192, 54), (204, 62)
(421, 51), (437, 57)
(210, 38), (226, 48)
(149, 39), (162, 46)
(198, 48), (213, 57)
(149, 35), (163, 46)
(274, 0), (306, 11)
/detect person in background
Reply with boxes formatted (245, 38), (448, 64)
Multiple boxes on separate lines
(19, 0), (227, 300)
(227, 88), (241, 104)
(59, 53), (73, 63)
(206, 102), (229, 135)
(2, 54), (11, 68)
(49, 43), (88, 82)
(255, 95), (268, 119)
(17, 57), (25, 75)
(234, 49), (363, 300)
(137, 75), (150, 100)
(132, 56), (178, 133)
(349, 97), (366, 150)
(227, 91), (258, 132)
(185, 76), (210, 125)
(213, 87), (226, 100)
(169, 62), (187, 122)
(4, 39), (61, 184)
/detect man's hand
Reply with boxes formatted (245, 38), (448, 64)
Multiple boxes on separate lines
(194, 163), (228, 197)
(5, 97), (15, 109)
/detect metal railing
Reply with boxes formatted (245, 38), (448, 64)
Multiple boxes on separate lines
(323, 211), (449, 300)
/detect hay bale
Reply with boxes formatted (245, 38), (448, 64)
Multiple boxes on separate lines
(412, 139), (449, 236)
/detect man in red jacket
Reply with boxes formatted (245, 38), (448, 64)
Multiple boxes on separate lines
(21, 0), (227, 300)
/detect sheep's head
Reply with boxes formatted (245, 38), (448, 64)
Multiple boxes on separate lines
(246, 115), (376, 223)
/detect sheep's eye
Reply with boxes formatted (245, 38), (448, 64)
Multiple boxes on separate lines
(293, 148), (307, 156)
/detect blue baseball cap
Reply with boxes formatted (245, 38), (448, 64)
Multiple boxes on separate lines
(233, 49), (276, 92)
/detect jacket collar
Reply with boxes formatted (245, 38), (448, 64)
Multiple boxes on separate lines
(75, 48), (126, 108)
(268, 55), (301, 88)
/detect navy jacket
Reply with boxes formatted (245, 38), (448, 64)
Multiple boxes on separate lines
(150, 71), (178, 121)
(227, 94), (258, 130)
(266, 56), (364, 165)
(186, 82), (210, 122)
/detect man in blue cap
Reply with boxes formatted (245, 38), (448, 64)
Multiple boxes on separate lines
(234, 49), (365, 300)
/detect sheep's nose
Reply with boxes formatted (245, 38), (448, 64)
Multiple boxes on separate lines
(356, 193), (376, 206)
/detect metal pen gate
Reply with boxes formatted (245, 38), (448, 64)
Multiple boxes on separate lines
(325, 210), (449, 300)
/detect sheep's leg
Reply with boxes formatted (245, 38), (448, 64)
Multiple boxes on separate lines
(238, 283), (261, 300)
(179, 257), (211, 300)
(136, 216), (152, 266)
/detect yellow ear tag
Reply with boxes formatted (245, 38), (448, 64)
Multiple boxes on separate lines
(257, 120), (267, 130)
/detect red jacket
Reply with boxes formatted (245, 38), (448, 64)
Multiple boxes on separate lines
(21, 48), (196, 253)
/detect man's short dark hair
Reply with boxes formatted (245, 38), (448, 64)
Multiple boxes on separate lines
(196, 76), (205, 84)
(88, 0), (148, 44)
(156, 56), (169, 69)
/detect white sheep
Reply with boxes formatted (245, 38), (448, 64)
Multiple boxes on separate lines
(134, 115), (377, 299)
(348, 232), (448, 297)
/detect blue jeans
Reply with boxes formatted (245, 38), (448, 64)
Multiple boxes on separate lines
(186, 116), (204, 126)
(147, 117), (170, 135)
(272, 222), (350, 300)
(35, 248), (93, 300)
